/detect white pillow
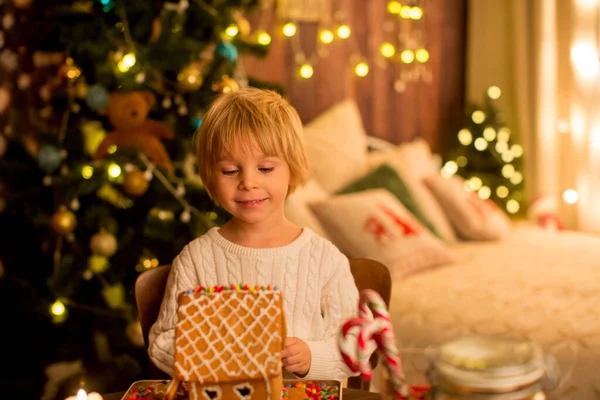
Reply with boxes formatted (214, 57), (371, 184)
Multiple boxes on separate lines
(366, 141), (457, 243)
(424, 174), (512, 241)
(302, 99), (368, 193)
(285, 179), (330, 239)
(309, 189), (456, 278)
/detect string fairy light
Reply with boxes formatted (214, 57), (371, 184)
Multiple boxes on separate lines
(382, 0), (432, 93)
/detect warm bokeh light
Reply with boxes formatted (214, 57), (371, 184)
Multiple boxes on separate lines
(487, 86), (502, 99)
(458, 129), (473, 146)
(337, 25), (351, 39)
(471, 110), (485, 124)
(400, 50), (415, 63)
(282, 23), (297, 37)
(415, 49), (429, 63)
(562, 189), (579, 204)
(355, 62), (369, 77)
(299, 64), (314, 79)
(319, 30), (334, 44)
(380, 43), (396, 58)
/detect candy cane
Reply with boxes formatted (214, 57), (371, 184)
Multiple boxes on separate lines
(338, 289), (409, 400)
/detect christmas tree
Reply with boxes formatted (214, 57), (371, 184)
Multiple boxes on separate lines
(441, 86), (526, 216)
(0, 0), (278, 398)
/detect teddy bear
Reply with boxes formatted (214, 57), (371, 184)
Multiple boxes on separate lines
(94, 90), (174, 174)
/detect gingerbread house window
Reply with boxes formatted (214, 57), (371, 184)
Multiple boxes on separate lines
(233, 383), (254, 399)
(202, 386), (222, 400)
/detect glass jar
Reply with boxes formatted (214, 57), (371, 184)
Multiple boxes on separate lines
(427, 336), (558, 400)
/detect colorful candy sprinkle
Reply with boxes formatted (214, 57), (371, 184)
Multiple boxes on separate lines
(184, 284), (280, 296)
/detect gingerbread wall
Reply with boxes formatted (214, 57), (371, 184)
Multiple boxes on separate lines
(243, 0), (467, 154)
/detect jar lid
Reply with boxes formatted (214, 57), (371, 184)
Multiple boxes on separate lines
(430, 336), (546, 393)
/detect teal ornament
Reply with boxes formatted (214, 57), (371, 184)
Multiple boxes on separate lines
(216, 42), (238, 62)
(85, 84), (109, 112)
(190, 115), (203, 130)
(38, 145), (63, 173)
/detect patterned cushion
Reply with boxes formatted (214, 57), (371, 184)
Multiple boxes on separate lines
(366, 141), (457, 243)
(423, 174), (512, 241)
(309, 189), (456, 278)
(336, 164), (441, 238)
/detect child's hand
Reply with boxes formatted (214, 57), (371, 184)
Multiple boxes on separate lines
(281, 337), (311, 376)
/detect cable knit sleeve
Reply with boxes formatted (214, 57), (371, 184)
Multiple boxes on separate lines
(147, 246), (195, 376)
(302, 247), (360, 380)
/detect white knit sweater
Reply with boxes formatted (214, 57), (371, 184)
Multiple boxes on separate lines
(148, 227), (360, 381)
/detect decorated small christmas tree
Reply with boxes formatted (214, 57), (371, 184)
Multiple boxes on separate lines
(0, 0), (278, 397)
(442, 86), (526, 216)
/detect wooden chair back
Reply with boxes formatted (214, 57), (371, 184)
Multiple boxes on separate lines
(134, 258), (392, 389)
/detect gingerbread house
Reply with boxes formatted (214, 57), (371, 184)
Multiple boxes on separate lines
(163, 285), (286, 400)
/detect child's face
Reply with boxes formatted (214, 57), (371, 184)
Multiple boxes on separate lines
(213, 137), (291, 227)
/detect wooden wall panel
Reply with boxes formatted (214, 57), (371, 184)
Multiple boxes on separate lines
(243, 0), (467, 154)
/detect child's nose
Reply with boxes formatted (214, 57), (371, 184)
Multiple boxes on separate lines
(238, 171), (259, 190)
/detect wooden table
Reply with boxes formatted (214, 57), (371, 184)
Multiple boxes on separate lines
(103, 388), (382, 400)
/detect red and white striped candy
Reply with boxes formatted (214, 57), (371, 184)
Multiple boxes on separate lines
(338, 289), (409, 400)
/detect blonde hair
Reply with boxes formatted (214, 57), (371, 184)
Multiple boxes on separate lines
(194, 87), (309, 198)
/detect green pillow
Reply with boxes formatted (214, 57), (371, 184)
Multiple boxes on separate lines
(336, 163), (441, 238)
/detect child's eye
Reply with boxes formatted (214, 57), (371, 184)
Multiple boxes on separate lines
(221, 169), (238, 176)
(259, 167), (274, 173)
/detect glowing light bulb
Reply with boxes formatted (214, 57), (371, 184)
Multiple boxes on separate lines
(337, 25), (351, 39)
(380, 43), (396, 58)
(225, 24), (238, 37)
(387, 0), (403, 14)
(81, 165), (94, 179)
(478, 186), (491, 199)
(487, 86), (502, 99)
(400, 50), (415, 63)
(495, 141), (509, 153)
(502, 164), (515, 178)
(409, 7), (423, 20)
(51, 299), (66, 316)
(471, 110), (485, 124)
(506, 199), (520, 214)
(415, 49), (429, 63)
(257, 32), (271, 45)
(474, 137), (488, 151)
(441, 161), (458, 178)
(300, 64), (314, 79)
(511, 144), (524, 157)
(355, 62), (369, 77)
(497, 127), (511, 141)
(457, 129), (473, 145)
(510, 172), (523, 185)
(496, 186), (509, 198)
(470, 176), (483, 190)
(562, 189), (579, 204)
(319, 30), (334, 44)
(501, 150), (515, 163)
(400, 6), (412, 18)
(117, 53), (136, 72)
(107, 163), (122, 178)
(483, 127), (497, 141)
(282, 23), (297, 37)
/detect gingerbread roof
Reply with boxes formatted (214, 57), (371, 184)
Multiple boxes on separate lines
(174, 286), (284, 383)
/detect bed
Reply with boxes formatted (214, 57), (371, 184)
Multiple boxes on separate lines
(389, 224), (600, 399)
(289, 100), (600, 399)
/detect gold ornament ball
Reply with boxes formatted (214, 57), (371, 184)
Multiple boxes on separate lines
(126, 320), (145, 347)
(13, 0), (32, 8)
(51, 206), (77, 235)
(212, 75), (239, 93)
(88, 255), (110, 274)
(177, 65), (204, 92)
(89, 229), (117, 257)
(123, 170), (149, 197)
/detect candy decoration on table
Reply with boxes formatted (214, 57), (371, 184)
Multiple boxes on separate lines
(164, 284), (286, 400)
(338, 289), (409, 400)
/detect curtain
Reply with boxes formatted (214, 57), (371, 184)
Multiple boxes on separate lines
(466, 0), (600, 232)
